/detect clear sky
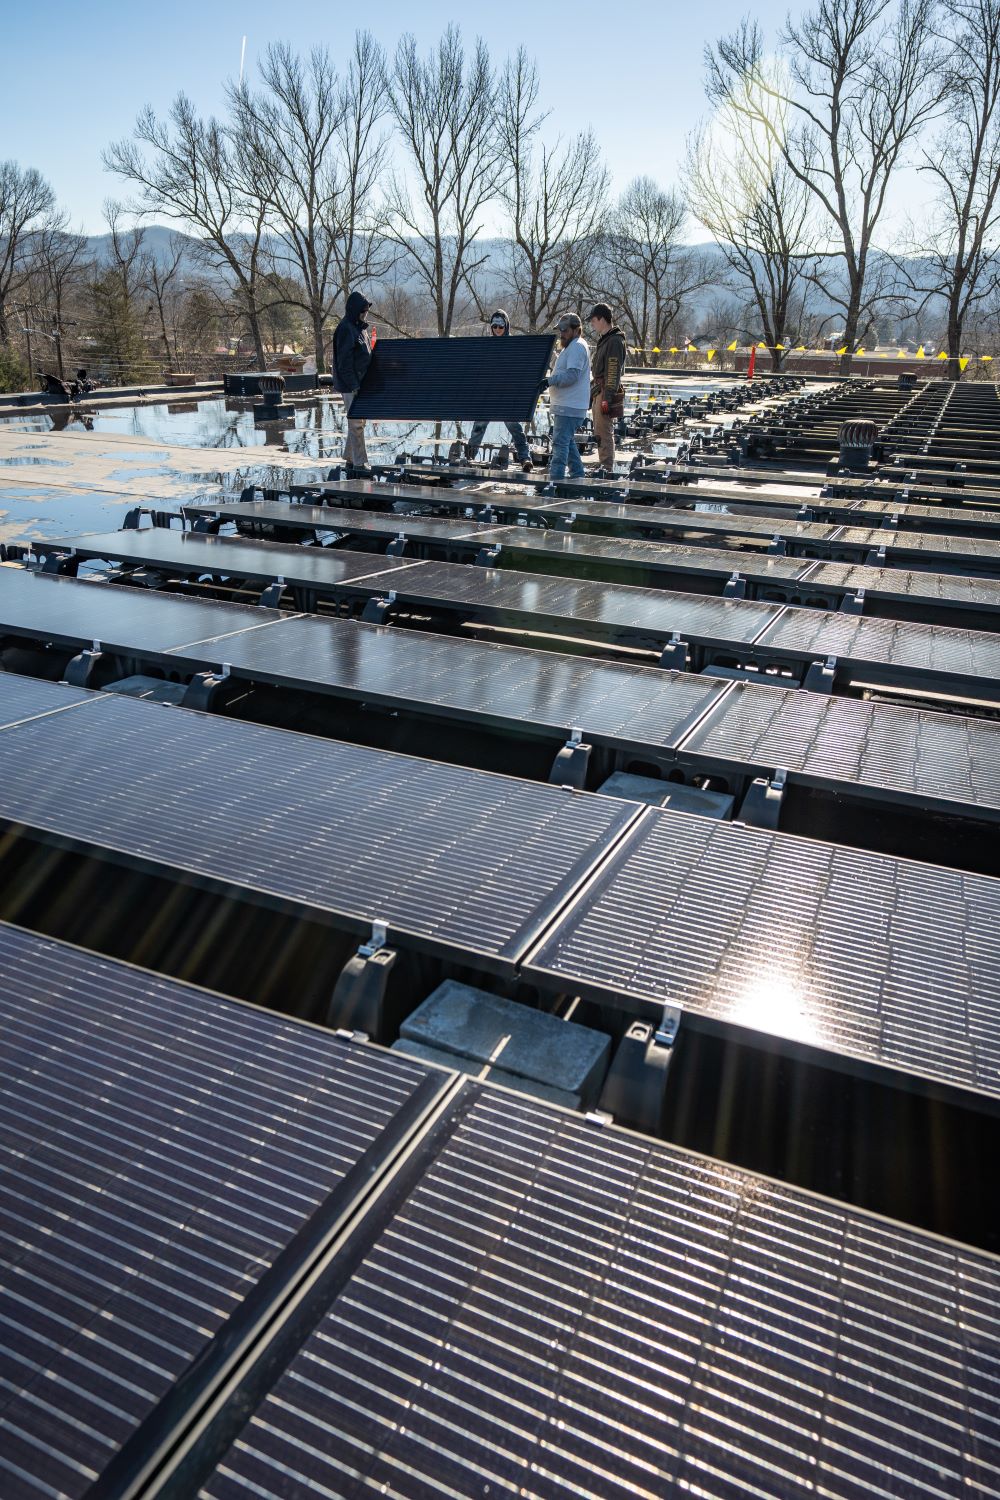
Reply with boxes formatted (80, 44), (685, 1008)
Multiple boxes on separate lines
(1, 0), (797, 234)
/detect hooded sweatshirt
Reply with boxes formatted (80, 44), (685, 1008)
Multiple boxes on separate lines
(591, 325), (628, 409)
(332, 291), (373, 394)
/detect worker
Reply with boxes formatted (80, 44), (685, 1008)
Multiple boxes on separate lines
(332, 290), (374, 474)
(543, 313), (591, 481)
(464, 310), (533, 471)
(588, 303), (627, 474)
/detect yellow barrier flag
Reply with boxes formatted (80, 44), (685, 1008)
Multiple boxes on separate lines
(959, 357), (970, 371)
(855, 347), (866, 356)
(756, 341), (766, 349)
(652, 346), (660, 354)
(836, 346), (848, 355)
(669, 346), (679, 354)
(726, 340), (738, 352)
(686, 344), (698, 353)
(916, 345), (925, 358)
(936, 350), (949, 360)
(982, 354), (994, 362)
(707, 349), (716, 361)
(795, 345), (806, 351)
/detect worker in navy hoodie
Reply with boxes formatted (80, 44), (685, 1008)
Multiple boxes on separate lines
(464, 310), (534, 471)
(332, 290), (373, 473)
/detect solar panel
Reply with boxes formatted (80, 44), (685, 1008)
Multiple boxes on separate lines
(0, 922), (436, 1499)
(0, 671), (95, 729)
(840, 527), (1000, 569)
(347, 334), (555, 421)
(164, 611), (727, 752)
(0, 566), (288, 658)
(681, 678), (1000, 816)
(804, 560), (1000, 614)
(758, 607), (1000, 690)
(478, 525), (816, 583)
(197, 1089), (1000, 1500)
(351, 560), (784, 646)
(525, 809), (1000, 1100)
(0, 686), (635, 965)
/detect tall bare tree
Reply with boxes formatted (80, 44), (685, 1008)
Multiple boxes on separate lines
(900, 0), (1000, 375)
(685, 78), (816, 369)
(105, 95), (269, 365)
(387, 27), (501, 335)
(0, 161), (56, 345)
(139, 233), (187, 369)
(597, 178), (708, 360)
(496, 49), (607, 330)
(29, 219), (89, 379)
(708, 1), (942, 373)
(229, 35), (393, 371)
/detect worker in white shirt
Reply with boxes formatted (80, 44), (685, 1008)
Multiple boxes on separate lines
(541, 313), (591, 480)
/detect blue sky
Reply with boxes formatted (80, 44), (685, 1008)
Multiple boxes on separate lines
(2, 0), (796, 234)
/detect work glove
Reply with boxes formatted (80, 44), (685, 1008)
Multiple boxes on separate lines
(600, 399), (610, 415)
(538, 378), (549, 391)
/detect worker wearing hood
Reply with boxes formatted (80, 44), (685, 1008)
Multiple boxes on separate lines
(332, 290), (373, 472)
(464, 310), (534, 471)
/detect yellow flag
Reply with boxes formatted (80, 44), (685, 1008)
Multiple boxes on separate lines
(669, 346), (679, 354)
(897, 349), (906, 357)
(878, 352), (888, 358)
(707, 349), (716, 361)
(982, 354), (993, 362)
(774, 343), (785, 351)
(936, 350), (949, 360)
(726, 340), (738, 352)
(855, 347), (866, 356)
(795, 345), (806, 351)
(652, 346), (660, 354)
(916, 345), (925, 358)
(756, 341), (766, 349)
(959, 356), (970, 371)
(836, 346), (848, 355)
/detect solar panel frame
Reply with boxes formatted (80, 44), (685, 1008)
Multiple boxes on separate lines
(346, 334), (556, 421)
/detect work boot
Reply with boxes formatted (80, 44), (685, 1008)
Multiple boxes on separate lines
(521, 458), (533, 472)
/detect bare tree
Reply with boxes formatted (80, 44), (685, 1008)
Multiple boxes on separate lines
(229, 36), (393, 371)
(495, 49), (607, 331)
(387, 27), (501, 335)
(685, 63), (816, 371)
(105, 95), (269, 365)
(29, 218), (89, 378)
(898, 0), (1000, 376)
(139, 233), (187, 369)
(0, 161), (56, 345)
(597, 178), (709, 361)
(708, 1), (942, 373)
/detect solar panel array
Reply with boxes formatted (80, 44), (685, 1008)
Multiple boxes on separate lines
(2, 374), (1000, 1496)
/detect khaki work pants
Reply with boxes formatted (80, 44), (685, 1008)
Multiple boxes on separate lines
(591, 396), (616, 470)
(343, 390), (369, 467)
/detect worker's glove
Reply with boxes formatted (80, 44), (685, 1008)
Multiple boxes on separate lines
(600, 399), (610, 415)
(538, 378), (549, 391)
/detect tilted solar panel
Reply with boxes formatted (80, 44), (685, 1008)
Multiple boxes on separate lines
(197, 1089), (1000, 1500)
(0, 924), (436, 1498)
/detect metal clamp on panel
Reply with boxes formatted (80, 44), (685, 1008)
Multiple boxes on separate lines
(326, 919), (397, 1040)
(474, 544), (502, 568)
(737, 765), (788, 830)
(803, 654), (837, 693)
(63, 639), (103, 689)
(181, 664), (231, 712)
(549, 726), (592, 790)
(796, 505), (815, 522)
(723, 571), (746, 600)
(598, 1009), (680, 1133)
(258, 576), (285, 608)
(882, 512), (900, 530)
(865, 544), (887, 567)
(556, 512), (577, 532)
(41, 549), (76, 576)
(385, 533), (408, 558)
(840, 588), (865, 616)
(478, 505), (498, 524)
(658, 632), (689, 672)
(768, 534), (787, 555)
(360, 590), (397, 625)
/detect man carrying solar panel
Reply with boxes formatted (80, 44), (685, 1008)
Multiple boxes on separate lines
(331, 290), (374, 475)
(463, 310), (535, 472)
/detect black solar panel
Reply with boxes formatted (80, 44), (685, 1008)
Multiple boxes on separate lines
(480, 525), (815, 582)
(682, 679), (1000, 814)
(0, 567), (289, 658)
(759, 607), (1000, 686)
(0, 922), (434, 1498)
(42, 531), (419, 591)
(197, 1089), (1000, 1500)
(0, 687), (634, 964)
(356, 560), (783, 646)
(525, 809), (1000, 1099)
(0, 671), (95, 729)
(805, 560), (1000, 612)
(842, 526), (1000, 566)
(347, 334), (555, 421)
(166, 611), (726, 751)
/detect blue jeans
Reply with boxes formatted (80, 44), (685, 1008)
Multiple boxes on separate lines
(549, 412), (585, 479)
(466, 420), (530, 462)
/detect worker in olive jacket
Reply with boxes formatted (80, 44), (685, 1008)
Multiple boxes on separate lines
(588, 303), (628, 473)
